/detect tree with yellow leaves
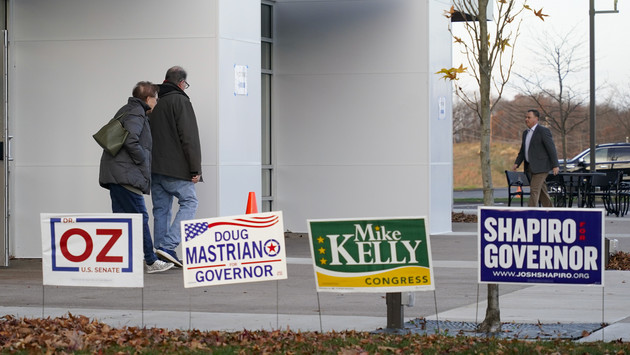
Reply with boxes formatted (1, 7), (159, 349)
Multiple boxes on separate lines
(438, 0), (546, 333)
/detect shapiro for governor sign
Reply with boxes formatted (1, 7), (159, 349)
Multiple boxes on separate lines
(308, 217), (434, 293)
(478, 207), (605, 286)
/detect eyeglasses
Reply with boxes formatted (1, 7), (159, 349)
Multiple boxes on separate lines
(182, 80), (190, 89)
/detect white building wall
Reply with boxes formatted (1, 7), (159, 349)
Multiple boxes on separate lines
(216, 0), (262, 215)
(9, 0), (261, 257)
(7, 0), (452, 257)
(273, 0), (453, 233)
(428, 0), (454, 233)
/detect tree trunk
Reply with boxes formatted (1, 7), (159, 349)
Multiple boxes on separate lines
(477, 0), (501, 333)
(478, 0), (494, 206)
(480, 107), (493, 205)
(478, 284), (501, 332)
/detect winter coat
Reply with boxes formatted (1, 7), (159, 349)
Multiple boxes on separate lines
(99, 97), (152, 194)
(149, 82), (202, 180)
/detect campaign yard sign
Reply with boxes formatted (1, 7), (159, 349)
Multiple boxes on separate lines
(479, 207), (605, 286)
(182, 211), (287, 288)
(40, 213), (143, 288)
(308, 217), (434, 293)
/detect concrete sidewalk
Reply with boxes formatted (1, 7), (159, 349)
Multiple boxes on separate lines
(1, 216), (629, 341)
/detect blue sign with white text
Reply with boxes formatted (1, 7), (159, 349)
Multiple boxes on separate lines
(478, 207), (604, 286)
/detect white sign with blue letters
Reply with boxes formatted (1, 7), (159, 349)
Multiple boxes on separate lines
(182, 211), (287, 288)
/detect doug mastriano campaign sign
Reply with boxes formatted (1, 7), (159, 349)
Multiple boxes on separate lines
(181, 212), (287, 288)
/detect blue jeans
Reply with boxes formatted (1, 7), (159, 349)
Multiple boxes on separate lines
(151, 173), (198, 251)
(109, 184), (157, 264)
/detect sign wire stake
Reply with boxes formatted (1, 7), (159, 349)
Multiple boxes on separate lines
(475, 283), (480, 325)
(316, 291), (323, 333)
(432, 290), (440, 334)
(189, 291), (192, 330)
(601, 286), (605, 342)
(41, 284), (45, 319)
(141, 287), (144, 327)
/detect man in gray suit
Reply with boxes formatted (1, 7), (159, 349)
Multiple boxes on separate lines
(512, 109), (560, 207)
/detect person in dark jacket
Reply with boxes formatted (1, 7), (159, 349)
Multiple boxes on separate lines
(512, 109), (560, 207)
(149, 66), (202, 267)
(99, 81), (174, 274)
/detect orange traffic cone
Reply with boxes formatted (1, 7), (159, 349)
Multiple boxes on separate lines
(516, 186), (522, 198)
(245, 191), (258, 214)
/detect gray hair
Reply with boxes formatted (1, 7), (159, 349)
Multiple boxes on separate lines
(164, 66), (187, 85)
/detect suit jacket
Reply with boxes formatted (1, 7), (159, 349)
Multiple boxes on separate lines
(514, 124), (559, 174)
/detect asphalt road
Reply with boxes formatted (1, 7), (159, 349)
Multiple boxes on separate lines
(454, 188), (508, 200)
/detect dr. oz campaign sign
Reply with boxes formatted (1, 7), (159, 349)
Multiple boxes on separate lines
(308, 217), (434, 293)
(182, 211), (287, 288)
(479, 207), (605, 286)
(40, 213), (143, 288)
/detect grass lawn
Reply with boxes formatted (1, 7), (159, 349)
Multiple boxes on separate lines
(454, 142), (518, 190)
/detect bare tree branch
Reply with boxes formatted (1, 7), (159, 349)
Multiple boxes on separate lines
(514, 27), (589, 166)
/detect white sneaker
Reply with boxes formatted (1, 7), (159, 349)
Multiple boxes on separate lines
(156, 248), (183, 268)
(146, 260), (174, 273)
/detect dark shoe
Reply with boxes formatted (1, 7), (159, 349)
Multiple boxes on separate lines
(156, 248), (183, 267)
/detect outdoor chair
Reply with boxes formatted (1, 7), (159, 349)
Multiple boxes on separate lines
(585, 173), (614, 212)
(586, 171), (629, 216)
(606, 171), (630, 216)
(546, 173), (569, 207)
(505, 170), (530, 206)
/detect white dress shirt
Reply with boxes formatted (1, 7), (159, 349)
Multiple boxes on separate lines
(525, 124), (538, 162)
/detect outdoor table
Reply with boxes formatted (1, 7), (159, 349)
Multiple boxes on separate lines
(556, 171), (606, 208)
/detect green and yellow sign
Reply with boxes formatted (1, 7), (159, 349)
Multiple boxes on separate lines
(308, 217), (434, 293)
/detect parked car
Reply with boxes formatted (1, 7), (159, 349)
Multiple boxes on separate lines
(561, 143), (630, 175)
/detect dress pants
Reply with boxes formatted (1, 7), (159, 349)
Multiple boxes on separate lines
(528, 169), (552, 207)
